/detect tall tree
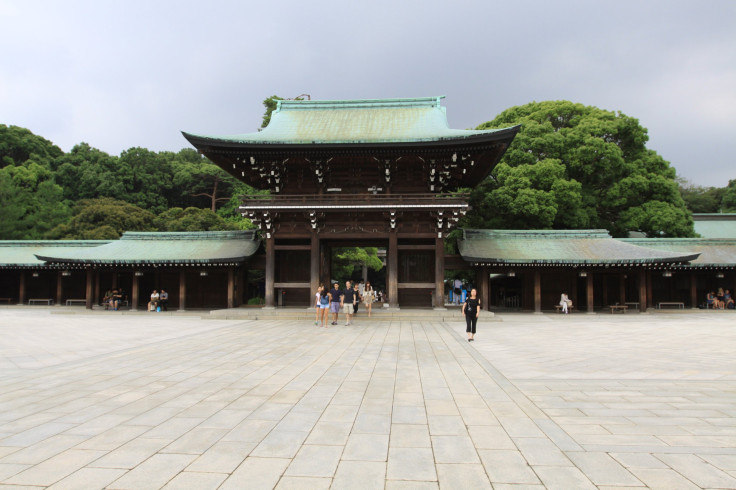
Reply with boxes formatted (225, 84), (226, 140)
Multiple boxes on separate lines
(469, 101), (695, 237)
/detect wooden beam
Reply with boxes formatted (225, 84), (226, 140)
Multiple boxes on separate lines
(85, 269), (93, 310)
(639, 269), (647, 313)
(227, 267), (235, 309)
(179, 270), (186, 311)
(131, 273), (139, 312)
(56, 271), (63, 306)
(275, 244), (312, 251)
(388, 233), (398, 308)
(690, 272), (697, 308)
(398, 283), (435, 289)
(434, 237), (445, 308)
(265, 235), (275, 307)
(274, 282), (311, 288)
(533, 270), (541, 313)
(399, 244), (435, 250)
(310, 234), (320, 298)
(586, 273), (594, 313)
(18, 271), (26, 305)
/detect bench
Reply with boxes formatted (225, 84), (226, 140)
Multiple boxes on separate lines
(609, 305), (628, 314)
(657, 302), (684, 309)
(554, 304), (574, 313)
(28, 298), (53, 305)
(0, 297), (13, 304)
(65, 299), (87, 306)
(625, 302), (640, 310)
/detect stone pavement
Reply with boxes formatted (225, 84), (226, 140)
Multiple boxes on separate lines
(0, 309), (735, 489)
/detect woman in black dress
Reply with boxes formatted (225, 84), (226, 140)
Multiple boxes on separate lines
(462, 288), (481, 342)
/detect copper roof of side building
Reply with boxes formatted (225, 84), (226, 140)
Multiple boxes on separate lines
(459, 229), (700, 265)
(620, 238), (736, 268)
(34, 231), (261, 265)
(183, 97), (520, 147)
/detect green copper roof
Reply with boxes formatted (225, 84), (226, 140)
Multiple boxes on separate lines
(620, 238), (736, 267)
(184, 96), (519, 145)
(692, 213), (736, 239)
(459, 229), (700, 265)
(34, 231), (260, 265)
(0, 241), (109, 268)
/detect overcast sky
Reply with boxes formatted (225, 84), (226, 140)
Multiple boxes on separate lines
(1, 0), (734, 187)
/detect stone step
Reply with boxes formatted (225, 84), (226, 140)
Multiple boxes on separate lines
(207, 306), (496, 322)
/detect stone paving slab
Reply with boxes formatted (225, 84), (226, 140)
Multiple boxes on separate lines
(0, 309), (734, 488)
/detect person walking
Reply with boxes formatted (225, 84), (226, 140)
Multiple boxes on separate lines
(329, 282), (343, 325)
(363, 281), (375, 318)
(342, 280), (357, 325)
(314, 284), (324, 325)
(318, 287), (331, 327)
(462, 288), (481, 341)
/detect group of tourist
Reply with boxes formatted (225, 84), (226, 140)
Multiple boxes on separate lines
(707, 288), (734, 309)
(102, 289), (124, 310)
(314, 280), (381, 328)
(148, 289), (169, 312)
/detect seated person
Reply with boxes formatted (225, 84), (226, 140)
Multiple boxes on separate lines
(717, 288), (726, 309)
(706, 291), (716, 309)
(724, 290), (734, 309)
(102, 289), (112, 309)
(110, 289), (121, 310)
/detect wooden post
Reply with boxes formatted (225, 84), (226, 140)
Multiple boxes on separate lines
(586, 273), (594, 313)
(227, 267), (235, 309)
(310, 233), (320, 299)
(264, 235), (275, 308)
(478, 266), (489, 311)
(690, 272), (698, 309)
(18, 271), (26, 305)
(237, 266), (245, 307)
(639, 269), (647, 312)
(434, 236), (445, 309)
(602, 276), (608, 307)
(619, 274), (626, 304)
(179, 270), (186, 311)
(533, 270), (541, 313)
(85, 268), (93, 310)
(94, 270), (100, 308)
(646, 270), (653, 308)
(131, 273), (139, 311)
(56, 270), (63, 306)
(388, 232), (398, 309)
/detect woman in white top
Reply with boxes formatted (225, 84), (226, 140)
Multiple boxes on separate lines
(314, 285), (324, 325)
(148, 290), (160, 312)
(363, 282), (375, 318)
(560, 292), (569, 314)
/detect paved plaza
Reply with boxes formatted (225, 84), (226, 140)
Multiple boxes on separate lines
(0, 309), (735, 489)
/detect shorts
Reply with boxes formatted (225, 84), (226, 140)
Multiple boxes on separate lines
(330, 302), (341, 313)
(319, 303), (329, 309)
(344, 303), (355, 315)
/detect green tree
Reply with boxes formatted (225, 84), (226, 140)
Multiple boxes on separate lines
(722, 179), (736, 212)
(155, 207), (238, 232)
(331, 247), (384, 284)
(0, 124), (63, 169)
(471, 101), (695, 237)
(0, 164), (71, 239)
(49, 198), (157, 239)
(677, 177), (725, 213)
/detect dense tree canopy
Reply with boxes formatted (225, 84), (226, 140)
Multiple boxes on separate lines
(465, 101), (695, 237)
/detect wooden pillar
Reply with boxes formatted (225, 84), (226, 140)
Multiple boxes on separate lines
(179, 270), (186, 311)
(264, 235), (275, 308)
(602, 276), (608, 307)
(18, 271), (26, 305)
(131, 273), (139, 311)
(478, 266), (489, 311)
(85, 268), (93, 310)
(237, 267), (245, 307)
(690, 272), (698, 309)
(434, 236), (445, 309)
(646, 270), (653, 308)
(94, 270), (100, 308)
(388, 232), (398, 309)
(533, 270), (541, 313)
(639, 269), (647, 312)
(227, 267), (235, 309)
(586, 273), (594, 313)
(310, 233), (320, 298)
(56, 270), (63, 306)
(619, 274), (626, 304)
